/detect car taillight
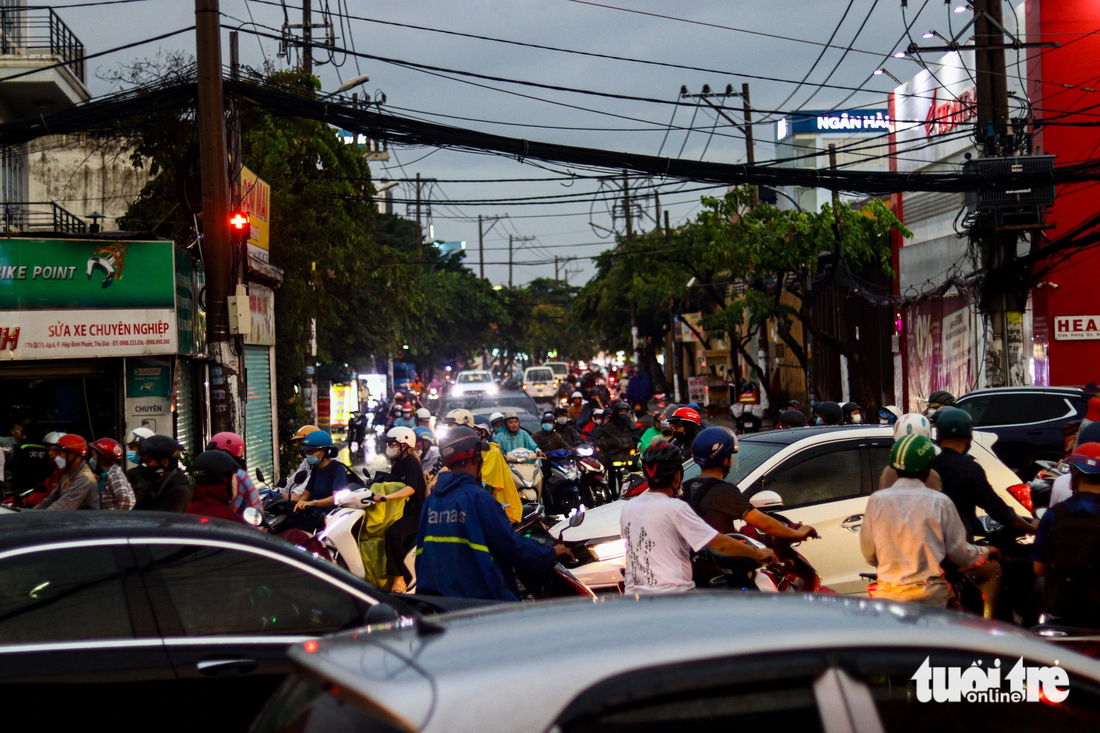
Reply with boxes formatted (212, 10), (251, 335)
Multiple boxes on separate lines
(1007, 483), (1034, 514)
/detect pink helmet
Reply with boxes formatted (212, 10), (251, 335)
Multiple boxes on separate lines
(209, 431), (245, 458)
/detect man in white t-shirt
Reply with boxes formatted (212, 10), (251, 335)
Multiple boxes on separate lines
(620, 440), (776, 594)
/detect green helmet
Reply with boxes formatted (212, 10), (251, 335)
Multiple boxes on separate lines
(935, 406), (973, 440)
(889, 434), (937, 475)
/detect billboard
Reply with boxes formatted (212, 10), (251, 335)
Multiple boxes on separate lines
(0, 239), (177, 360)
(239, 166), (271, 262)
(776, 110), (892, 140)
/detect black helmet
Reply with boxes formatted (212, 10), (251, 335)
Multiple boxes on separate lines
(641, 440), (683, 488)
(842, 402), (860, 416)
(553, 405), (569, 416)
(928, 390), (956, 408)
(439, 426), (488, 467)
(779, 409), (807, 427)
(541, 411), (555, 422)
(139, 434), (182, 460)
(611, 400), (630, 413)
(814, 401), (843, 425)
(191, 450), (239, 484)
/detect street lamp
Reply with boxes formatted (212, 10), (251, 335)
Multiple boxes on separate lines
(874, 68), (903, 84)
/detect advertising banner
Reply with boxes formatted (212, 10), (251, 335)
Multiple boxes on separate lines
(905, 296), (974, 412)
(245, 282), (276, 346)
(687, 376), (709, 405)
(125, 356), (173, 436)
(239, 166), (271, 262)
(0, 239), (177, 361)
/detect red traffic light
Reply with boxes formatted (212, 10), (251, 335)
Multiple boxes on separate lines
(229, 211), (249, 230)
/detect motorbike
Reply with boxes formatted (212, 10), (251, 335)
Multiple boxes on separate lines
(506, 448), (542, 503)
(426, 385), (442, 413)
(543, 449), (583, 516)
(515, 507), (596, 599)
(575, 444), (611, 507)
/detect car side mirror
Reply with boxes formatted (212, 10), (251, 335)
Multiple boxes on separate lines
(750, 490), (783, 510)
(364, 603), (402, 626)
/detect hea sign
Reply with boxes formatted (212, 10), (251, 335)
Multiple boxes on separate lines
(1055, 316), (1100, 341)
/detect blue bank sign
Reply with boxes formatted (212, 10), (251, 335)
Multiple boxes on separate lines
(777, 110), (892, 139)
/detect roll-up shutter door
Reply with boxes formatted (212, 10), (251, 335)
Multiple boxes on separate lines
(175, 359), (195, 457)
(244, 345), (275, 484)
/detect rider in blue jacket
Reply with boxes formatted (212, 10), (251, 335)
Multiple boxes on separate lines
(415, 426), (570, 601)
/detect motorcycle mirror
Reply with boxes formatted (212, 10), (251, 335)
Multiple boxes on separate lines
(255, 468), (265, 484)
(333, 489), (351, 505)
(242, 507), (263, 527)
(568, 506), (586, 528)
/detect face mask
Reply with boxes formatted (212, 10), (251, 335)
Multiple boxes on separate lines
(127, 450), (138, 463)
(305, 453), (322, 466)
(54, 456), (67, 470)
(542, 423), (554, 432)
(140, 464), (166, 480)
(386, 445), (401, 459)
(88, 457), (99, 472)
(851, 414), (862, 424)
(556, 417), (567, 425)
(814, 417), (824, 425)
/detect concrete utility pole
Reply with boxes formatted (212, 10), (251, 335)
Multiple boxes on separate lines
(195, 0), (238, 433)
(478, 214), (485, 278)
(742, 83), (757, 205)
(302, 0), (312, 76)
(508, 234), (513, 287)
(624, 170), (641, 370)
(415, 172), (422, 258)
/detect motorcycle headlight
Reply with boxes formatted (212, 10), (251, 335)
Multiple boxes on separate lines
(589, 538), (626, 561)
(565, 467), (579, 480)
(577, 446), (594, 456)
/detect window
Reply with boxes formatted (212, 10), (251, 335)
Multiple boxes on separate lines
(0, 546), (132, 642)
(725, 442), (787, 486)
(957, 395), (993, 425)
(147, 545), (365, 636)
(458, 372), (491, 384)
(1031, 395), (1073, 423)
(526, 369), (553, 383)
(761, 448), (863, 507)
(963, 393), (1068, 427)
(868, 444), (892, 490)
(480, 396), (538, 414)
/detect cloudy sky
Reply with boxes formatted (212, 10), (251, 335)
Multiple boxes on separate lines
(61, 0), (965, 285)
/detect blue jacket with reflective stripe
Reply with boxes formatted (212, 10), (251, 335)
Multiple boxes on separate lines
(415, 470), (555, 601)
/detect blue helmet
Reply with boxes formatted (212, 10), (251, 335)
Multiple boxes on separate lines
(302, 430), (333, 448)
(691, 427), (738, 468)
(413, 426), (435, 445)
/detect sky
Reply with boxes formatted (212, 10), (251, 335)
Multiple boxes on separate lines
(57, 0), (964, 286)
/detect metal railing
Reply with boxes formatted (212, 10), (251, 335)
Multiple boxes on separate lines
(0, 201), (87, 234)
(0, 6), (85, 84)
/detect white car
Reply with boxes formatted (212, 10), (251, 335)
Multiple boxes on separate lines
(450, 370), (497, 397)
(523, 366), (557, 400)
(542, 361), (569, 383)
(552, 425), (1028, 595)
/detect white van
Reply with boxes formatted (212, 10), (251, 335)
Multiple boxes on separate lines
(523, 366), (556, 400)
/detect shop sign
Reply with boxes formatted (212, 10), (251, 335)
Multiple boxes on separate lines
(0, 239), (177, 361)
(680, 312), (705, 343)
(239, 166), (271, 262)
(245, 283), (275, 346)
(125, 356), (172, 436)
(330, 383), (354, 427)
(777, 110), (891, 139)
(687, 376), (709, 405)
(174, 247), (206, 356)
(1054, 315), (1100, 341)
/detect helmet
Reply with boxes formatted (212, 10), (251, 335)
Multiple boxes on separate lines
(302, 430), (334, 448)
(209, 431), (245, 458)
(57, 434), (88, 457)
(139, 435), (181, 460)
(592, 408), (606, 419)
(124, 427), (155, 446)
(641, 440), (684, 488)
(928, 390), (956, 408)
(553, 405), (569, 416)
(503, 411), (518, 420)
(43, 431), (68, 448)
(814, 401), (843, 425)
(416, 408), (431, 420)
(1067, 442), (1100, 474)
(935, 407), (973, 440)
(291, 425), (320, 441)
(489, 411), (505, 425)
(785, 399), (802, 412)
(893, 413), (932, 441)
(889, 434), (937, 475)
(191, 450), (239, 485)
(842, 402), (860, 416)
(90, 438), (123, 462)
(659, 403), (684, 422)
(779, 409), (806, 428)
(394, 391), (405, 400)
(402, 404), (413, 413)
(386, 426), (417, 449)
(413, 426), (436, 445)
(669, 407), (701, 426)
(542, 411), (555, 421)
(691, 427), (738, 468)
(571, 391), (583, 400)
(445, 409), (476, 427)
(879, 405), (902, 425)
(439, 426), (487, 467)
(1079, 421), (1100, 447)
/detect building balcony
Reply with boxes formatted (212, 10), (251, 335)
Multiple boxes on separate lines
(0, 7), (88, 118)
(0, 201), (87, 235)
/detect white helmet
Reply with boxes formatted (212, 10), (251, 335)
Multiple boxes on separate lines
(445, 408), (475, 427)
(416, 407), (431, 419)
(894, 413), (933, 441)
(125, 427), (155, 446)
(43, 431), (68, 447)
(489, 411), (505, 425)
(571, 391), (583, 400)
(386, 426), (417, 449)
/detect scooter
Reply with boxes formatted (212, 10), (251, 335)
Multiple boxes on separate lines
(575, 444), (611, 507)
(507, 448), (542, 503)
(318, 486), (381, 581)
(515, 507), (596, 599)
(544, 449), (582, 516)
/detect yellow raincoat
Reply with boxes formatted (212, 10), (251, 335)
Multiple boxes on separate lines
(480, 442), (523, 524)
(357, 481), (407, 590)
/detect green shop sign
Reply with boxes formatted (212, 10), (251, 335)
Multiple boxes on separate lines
(0, 238), (175, 310)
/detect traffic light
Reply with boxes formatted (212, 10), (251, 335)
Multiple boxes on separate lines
(229, 210), (249, 246)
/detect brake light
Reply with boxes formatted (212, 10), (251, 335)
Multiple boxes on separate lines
(1007, 483), (1034, 514)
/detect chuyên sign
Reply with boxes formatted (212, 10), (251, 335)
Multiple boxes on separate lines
(0, 238), (178, 360)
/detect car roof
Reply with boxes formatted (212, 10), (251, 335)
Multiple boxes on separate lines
(290, 593), (1100, 733)
(738, 424), (891, 446)
(960, 386), (1089, 398)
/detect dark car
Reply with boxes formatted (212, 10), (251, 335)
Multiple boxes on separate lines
(440, 390), (541, 417)
(955, 386), (1091, 477)
(0, 511), (471, 730)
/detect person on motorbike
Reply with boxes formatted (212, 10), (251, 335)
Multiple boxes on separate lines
(684, 428), (819, 541)
(861, 434), (995, 607)
(132, 435), (191, 512)
(88, 438), (135, 510)
(1032, 441), (1100, 625)
(926, 390), (956, 417)
(446, 410), (523, 524)
(284, 425), (321, 500)
(123, 427), (155, 471)
(394, 405), (416, 430)
(35, 434), (99, 511)
(376, 427), (427, 593)
(595, 401), (642, 494)
(638, 404), (679, 453)
(347, 411), (369, 463)
(842, 402), (863, 424)
(667, 406), (702, 462)
(566, 391), (585, 421)
(8, 422), (53, 496)
(414, 427), (443, 484)
(186, 450), (247, 525)
(776, 409), (807, 429)
(579, 408), (605, 443)
(488, 411), (506, 437)
(878, 414), (942, 491)
(496, 412), (541, 456)
(620, 441), (776, 594)
(415, 408), (432, 429)
(207, 432), (262, 517)
(878, 405), (902, 425)
(533, 411), (571, 453)
(553, 406), (582, 447)
(812, 401), (844, 426)
(415, 426), (571, 601)
(288, 431), (347, 532)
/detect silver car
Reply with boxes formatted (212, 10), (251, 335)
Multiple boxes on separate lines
(252, 594), (1100, 732)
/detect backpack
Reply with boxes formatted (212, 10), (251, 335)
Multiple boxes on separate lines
(1043, 502), (1100, 624)
(681, 476), (725, 515)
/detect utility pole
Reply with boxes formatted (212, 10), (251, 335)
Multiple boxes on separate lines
(508, 234), (513, 287)
(302, 0), (312, 76)
(742, 83), (757, 206)
(624, 170), (641, 371)
(554, 256), (560, 282)
(681, 83), (755, 204)
(478, 214), (485, 279)
(229, 31), (241, 208)
(195, 0), (237, 434)
(622, 170), (633, 241)
(415, 172), (422, 259)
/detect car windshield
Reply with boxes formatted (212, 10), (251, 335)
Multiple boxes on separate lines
(545, 363), (568, 376)
(480, 395), (537, 414)
(458, 373), (491, 384)
(526, 369), (553, 382)
(726, 441), (788, 484)
(442, 396), (480, 412)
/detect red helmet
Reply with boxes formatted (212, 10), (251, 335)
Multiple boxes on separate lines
(670, 407), (702, 427)
(90, 438), (123, 462)
(209, 431), (245, 458)
(1068, 442), (1100, 475)
(57, 434), (88, 457)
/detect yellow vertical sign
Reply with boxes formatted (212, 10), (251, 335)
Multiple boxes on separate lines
(239, 167), (270, 261)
